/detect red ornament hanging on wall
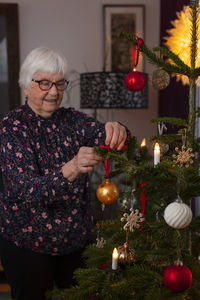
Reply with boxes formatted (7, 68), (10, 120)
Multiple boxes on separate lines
(163, 260), (192, 293)
(125, 36), (146, 92)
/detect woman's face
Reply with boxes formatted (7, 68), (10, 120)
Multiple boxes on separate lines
(24, 72), (65, 118)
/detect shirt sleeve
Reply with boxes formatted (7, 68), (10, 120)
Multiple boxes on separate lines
(69, 109), (106, 147)
(0, 121), (72, 205)
(69, 109), (131, 147)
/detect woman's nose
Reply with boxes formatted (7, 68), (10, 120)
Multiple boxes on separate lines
(48, 83), (58, 95)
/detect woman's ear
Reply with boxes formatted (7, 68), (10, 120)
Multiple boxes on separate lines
(23, 88), (29, 98)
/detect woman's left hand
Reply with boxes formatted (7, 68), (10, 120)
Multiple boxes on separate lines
(105, 122), (127, 150)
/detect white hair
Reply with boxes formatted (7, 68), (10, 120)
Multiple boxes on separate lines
(19, 46), (68, 88)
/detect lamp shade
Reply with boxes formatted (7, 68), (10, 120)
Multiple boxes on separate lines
(80, 72), (148, 109)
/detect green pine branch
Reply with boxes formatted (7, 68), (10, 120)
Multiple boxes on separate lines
(118, 30), (200, 79)
(149, 134), (182, 147)
(118, 31), (194, 77)
(48, 215), (200, 299)
(151, 117), (187, 127)
(50, 7), (200, 299)
(153, 46), (191, 71)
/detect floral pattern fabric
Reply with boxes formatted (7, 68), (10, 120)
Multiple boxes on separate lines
(0, 103), (106, 255)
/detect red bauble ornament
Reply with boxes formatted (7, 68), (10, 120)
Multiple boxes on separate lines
(125, 71), (146, 91)
(100, 263), (108, 270)
(163, 263), (192, 293)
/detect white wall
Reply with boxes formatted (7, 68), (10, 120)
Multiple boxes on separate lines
(3, 0), (160, 147)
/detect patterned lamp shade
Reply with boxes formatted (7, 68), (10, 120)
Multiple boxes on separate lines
(80, 72), (148, 109)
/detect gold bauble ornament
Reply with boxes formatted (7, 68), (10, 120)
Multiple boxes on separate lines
(96, 178), (119, 204)
(151, 68), (170, 90)
(117, 242), (135, 265)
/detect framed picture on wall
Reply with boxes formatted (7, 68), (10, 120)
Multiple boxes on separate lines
(103, 5), (145, 72)
(0, 3), (20, 114)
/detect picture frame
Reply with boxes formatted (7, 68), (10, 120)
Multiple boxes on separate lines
(103, 5), (145, 72)
(0, 3), (21, 115)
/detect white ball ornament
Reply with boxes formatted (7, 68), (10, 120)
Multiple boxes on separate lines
(164, 196), (192, 229)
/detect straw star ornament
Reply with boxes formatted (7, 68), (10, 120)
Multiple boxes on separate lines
(121, 208), (145, 232)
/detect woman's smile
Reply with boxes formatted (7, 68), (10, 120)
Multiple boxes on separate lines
(43, 99), (58, 103)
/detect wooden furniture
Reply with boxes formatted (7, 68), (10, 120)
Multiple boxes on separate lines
(0, 265), (11, 292)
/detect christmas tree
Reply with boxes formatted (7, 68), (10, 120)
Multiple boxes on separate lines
(47, 1), (200, 299)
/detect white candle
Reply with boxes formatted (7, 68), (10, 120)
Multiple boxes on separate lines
(112, 248), (118, 270)
(154, 143), (160, 166)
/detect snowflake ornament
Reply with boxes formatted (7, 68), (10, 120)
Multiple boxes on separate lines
(172, 146), (195, 168)
(94, 236), (106, 248)
(121, 208), (145, 232)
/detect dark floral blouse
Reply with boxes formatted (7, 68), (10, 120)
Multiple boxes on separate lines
(0, 103), (106, 256)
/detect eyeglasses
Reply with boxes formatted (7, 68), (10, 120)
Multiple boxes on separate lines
(32, 79), (69, 91)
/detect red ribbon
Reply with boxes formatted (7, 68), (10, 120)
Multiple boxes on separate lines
(99, 144), (128, 178)
(139, 182), (147, 231)
(140, 182), (147, 216)
(133, 37), (143, 68)
(99, 145), (111, 177)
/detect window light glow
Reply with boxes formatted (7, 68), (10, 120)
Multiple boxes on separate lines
(164, 5), (200, 85)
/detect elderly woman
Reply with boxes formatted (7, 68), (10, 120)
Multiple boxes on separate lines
(0, 46), (129, 300)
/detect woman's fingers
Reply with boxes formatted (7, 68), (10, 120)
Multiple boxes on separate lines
(105, 122), (127, 150)
(76, 147), (103, 172)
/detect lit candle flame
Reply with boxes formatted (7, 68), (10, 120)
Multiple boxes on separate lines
(154, 142), (160, 151)
(141, 138), (146, 147)
(113, 248), (118, 259)
(154, 142), (160, 166)
(112, 247), (118, 270)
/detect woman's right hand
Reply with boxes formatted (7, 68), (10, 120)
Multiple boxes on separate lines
(61, 146), (103, 182)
